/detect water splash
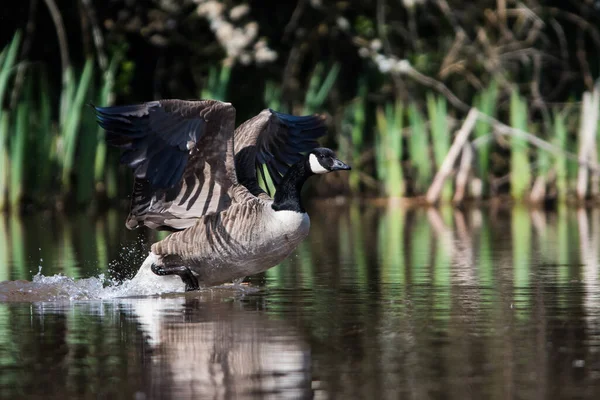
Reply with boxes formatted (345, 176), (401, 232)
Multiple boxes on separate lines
(0, 253), (259, 302)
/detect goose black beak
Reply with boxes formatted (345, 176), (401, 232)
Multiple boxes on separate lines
(331, 158), (351, 171)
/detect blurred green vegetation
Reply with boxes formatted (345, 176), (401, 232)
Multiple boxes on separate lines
(1, 1), (600, 211)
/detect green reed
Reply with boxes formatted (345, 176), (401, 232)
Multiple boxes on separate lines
(473, 80), (498, 195)
(552, 111), (568, 203)
(60, 59), (94, 190)
(427, 94), (452, 202)
(0, 114), (8, 210)
(35, 71), (54, 197)
(407, 104), (432, 194)
(344, 79), (367, 193)
(94, 55), (122, 202)
(9, 97), (28, 209)
(0, 218), (8, 282)
(509, 90), (532, 201)
(375, 101), (404, 197)
(303, 63), (340, 114)
(95, 219), (108, 275)
(257, 164), (276, 196)
(0, 27), (593, 209)
(0, 32), (21, 210)
(0, 31), (21, 108)
(9, 213), (27, 280)
(264, 80), (286, 112)
(0, 39), (126, 209)
(200, 64), (231, 100)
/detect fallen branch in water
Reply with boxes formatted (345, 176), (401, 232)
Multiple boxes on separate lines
(426, 108), (478, 204)
(576, 87), (600, 200)
(396, 59), (600, 174)
(453, 142), (473, 204)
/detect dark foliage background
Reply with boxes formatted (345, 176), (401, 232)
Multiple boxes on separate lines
(1, 0), (600, 209)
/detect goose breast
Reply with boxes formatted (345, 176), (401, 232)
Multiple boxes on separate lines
(151, 199), (310, 285)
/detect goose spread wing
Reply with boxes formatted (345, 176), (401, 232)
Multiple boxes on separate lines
(94, 99), (237, 231)
(234, 109), (327, 196)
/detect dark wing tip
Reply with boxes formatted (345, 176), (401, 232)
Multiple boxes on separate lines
(269, 109), (327, 129)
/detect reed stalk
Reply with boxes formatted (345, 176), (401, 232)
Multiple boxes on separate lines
(427, 94), (452, 202)
(342, 78), (367, 193)
(34, 70), (54, 197)
(104, 153), (119, 201)
(426, 109), (478, 204)
(0, 32), (22, 210)
(77, 100), (99, 204)
(0, 31), (21, 109)
(9, 214), (26, 280)
(94, 54), (121, 197)
(0, 114), (8, 210)
(509, 90), (531, 201)
(473, 80), (498, 196)
(576, 86), (600, 200)
(407, 104), (432, 194)
(552, 111), (568, 203)
(264, 81), (286, 112)
(375, 101), (404, 197)
(0, 218), (8, 281)
(60, 58), (94, 190)
(9, 99), (28, 209)
(95, 219), (108, 274)
(303, 63), (340, 114)
(201, 64), (231, 100)
(257, 164), (276, 196)
(530, 124), (549, 203)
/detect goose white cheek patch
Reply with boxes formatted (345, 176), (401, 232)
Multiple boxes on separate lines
(309, 154), (329, 174)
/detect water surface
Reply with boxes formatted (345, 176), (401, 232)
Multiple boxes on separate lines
(1, 204), (600, 399)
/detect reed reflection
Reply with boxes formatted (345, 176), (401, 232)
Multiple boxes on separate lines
(1, 204), (600, 398)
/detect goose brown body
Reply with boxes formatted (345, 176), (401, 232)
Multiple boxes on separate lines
(151, 197), (310, 286)
(93, 99), (349, 290)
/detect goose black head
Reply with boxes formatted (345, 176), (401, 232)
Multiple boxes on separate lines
(307, 148), (351, 175)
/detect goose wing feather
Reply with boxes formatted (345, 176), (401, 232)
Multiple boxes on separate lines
(233, 109), (327, 196)
(93, 99), (238, 231)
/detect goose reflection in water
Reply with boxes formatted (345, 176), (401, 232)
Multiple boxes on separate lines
(127, 294), (312, 399)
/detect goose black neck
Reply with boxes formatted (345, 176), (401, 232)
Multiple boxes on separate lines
(271, 160), (312, 213)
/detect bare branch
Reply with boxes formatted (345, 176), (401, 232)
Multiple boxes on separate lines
(42, 0), (70, 78)
(81, 0), (107, 71)
(427, 108), (479, 204)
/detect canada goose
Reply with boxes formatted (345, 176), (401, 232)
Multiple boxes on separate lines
(94, 100), (350, 290)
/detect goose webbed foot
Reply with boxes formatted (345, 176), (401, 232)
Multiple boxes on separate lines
(151, 264), (200, 291)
